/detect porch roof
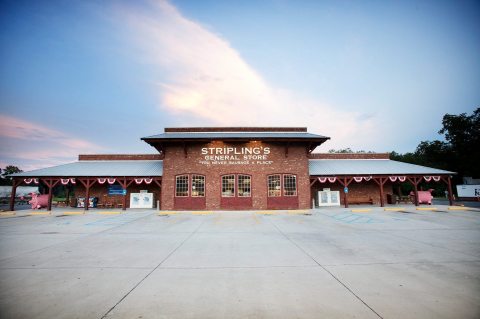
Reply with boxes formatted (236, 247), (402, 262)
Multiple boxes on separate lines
(11, 160), (163, 177)
(308, 159), (455, 176)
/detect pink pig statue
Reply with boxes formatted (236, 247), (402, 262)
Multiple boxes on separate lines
(29, 193), (49, 209)
(410, 189), (434, 205)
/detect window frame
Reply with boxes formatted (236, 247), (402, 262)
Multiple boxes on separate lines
(237, 174), (251, 198)
(221, 174), (236, 197)
(283, 174), (297, 196)
(267, 174), (282, 197)
(191, 174), (205, 197)
(175, 174), (189, 197)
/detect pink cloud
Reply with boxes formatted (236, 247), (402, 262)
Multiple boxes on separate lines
(0, 114), (103, 170)
(117, 0), (383, 151)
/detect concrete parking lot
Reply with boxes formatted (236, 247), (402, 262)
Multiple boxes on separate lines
(0, 206), (479, 319)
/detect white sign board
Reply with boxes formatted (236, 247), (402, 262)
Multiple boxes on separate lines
(129, 193), (154, 209)
(456, 185), (480, 197)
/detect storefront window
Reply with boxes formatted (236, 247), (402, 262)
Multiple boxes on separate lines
(237, 175), (251, 197)
(283, 174), (297, 196)
(268, 175), (281, 197)
(175, 175), (189, 197)
(222, 175), (235, 197)
(191, 175), (205, 197)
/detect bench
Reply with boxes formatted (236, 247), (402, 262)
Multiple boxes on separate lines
(348, 197), (374, 205)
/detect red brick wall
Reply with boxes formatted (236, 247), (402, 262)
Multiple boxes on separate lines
(311, 181), (393, 206)
(161, 141), (310, 210)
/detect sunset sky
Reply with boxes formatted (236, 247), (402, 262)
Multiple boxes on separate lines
(0, 0), (479, 171)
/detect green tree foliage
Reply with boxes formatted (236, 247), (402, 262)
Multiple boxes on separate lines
(390, 108), (479, 196)
(0, 166), (23, 185)
(439, 108), (480, 178)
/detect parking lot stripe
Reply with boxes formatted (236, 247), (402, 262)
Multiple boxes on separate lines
(63, 211), (85, 215)
(448, 206), (469, 211)
(416, 207), (437, 211)
(351, 209), (371, 213)
(28, 212), (51, 216)
(98, 211), (122, 215)
(384, 207), (406, 211)
(0, 211), (16, 216)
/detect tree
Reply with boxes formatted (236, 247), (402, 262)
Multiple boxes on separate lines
(439, 108), (480, 178)
(0, 166), (23, 185)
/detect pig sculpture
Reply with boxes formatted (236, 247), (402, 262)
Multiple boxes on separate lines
(410, 189), (434, 205)
(29, 193), (48, 209)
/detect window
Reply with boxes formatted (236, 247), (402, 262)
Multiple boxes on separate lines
(222, 175), (235, 197)
(191, 175), (205, 197)
(268, 175), (281, 197)
(268, 174), (297, 197)
(283, 174), (297, 196)
(175, 175), (189, 197)
(237, 175), (251, 197)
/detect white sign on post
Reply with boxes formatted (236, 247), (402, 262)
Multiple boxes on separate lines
(456, 185), (480, 197)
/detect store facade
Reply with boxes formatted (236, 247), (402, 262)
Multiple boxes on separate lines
(9, 127), (455, 211)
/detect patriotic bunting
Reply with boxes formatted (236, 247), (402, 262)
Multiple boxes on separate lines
(144, 178), (153, 184)
(318, 177), (327, 183)
(61, 179), (70, 185)
(433, 176), (441, 182)
(97, 178), (107, 184)
(135, 178), (144, 184)
(107, 178), (116, 184)
(24, 178), (33, 184)
(328, 177), (337, 183)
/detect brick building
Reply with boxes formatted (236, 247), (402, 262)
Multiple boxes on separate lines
(9, 127), (455, 211)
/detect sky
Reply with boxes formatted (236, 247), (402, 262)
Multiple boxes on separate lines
(0, 0), (479, 171)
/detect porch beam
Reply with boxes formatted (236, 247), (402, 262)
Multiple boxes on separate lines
(9, 179), (21, 212)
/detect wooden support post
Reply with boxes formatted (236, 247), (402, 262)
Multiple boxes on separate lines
(66, 186), (70, 207)
(338, 177), (352, 208)
(118, 178), (134, 211)
(43, 179), (60, 211)
(78, 179), (96, 211)
(407, 177), (421, 206)
(373, 177), (387, 207)
(447, 176), (454, 206)
(9, 179), (21, 211)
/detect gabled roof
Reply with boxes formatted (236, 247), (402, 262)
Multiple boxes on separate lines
(11, 160), (163, 177)
(309, 159), (455, 176)
(142, 127), (330, 154)
(142, 132), (329, 140)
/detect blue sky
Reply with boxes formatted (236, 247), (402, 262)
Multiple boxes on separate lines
(0, 0), (479, 170)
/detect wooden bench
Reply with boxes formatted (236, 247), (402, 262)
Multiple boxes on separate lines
(348, 197), (374, 205)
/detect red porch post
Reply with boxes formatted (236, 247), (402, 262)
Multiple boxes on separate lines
(338, 177), (353, 208)
(446, 176), (454, 206)
(407, 176), (421, 206)
(117, 177), (134, 211)
(9, 179), (21, 211)
(373, 177), (387, 207)
(78, 179), (96, 211)
(43, 179), (60, 211)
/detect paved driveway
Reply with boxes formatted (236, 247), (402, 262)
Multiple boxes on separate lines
(0, 206), (479, 319)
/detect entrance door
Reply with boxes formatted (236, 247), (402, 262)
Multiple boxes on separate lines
(317, 190), (340, 207)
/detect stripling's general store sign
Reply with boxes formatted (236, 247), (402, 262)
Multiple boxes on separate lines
(199, 146), (273, 165)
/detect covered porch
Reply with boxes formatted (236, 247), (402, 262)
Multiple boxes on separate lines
(309, 158), (455, 208)
(8, 159), (163, 211)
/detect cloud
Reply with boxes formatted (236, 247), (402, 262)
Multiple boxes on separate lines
(118, 0), (382, 151)
(0, 114), (102, 169)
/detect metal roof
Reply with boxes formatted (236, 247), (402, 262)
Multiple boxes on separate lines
(11, 160), (163, 177)
(142, 132), (329, 140)
(309, 159), (455, 176)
